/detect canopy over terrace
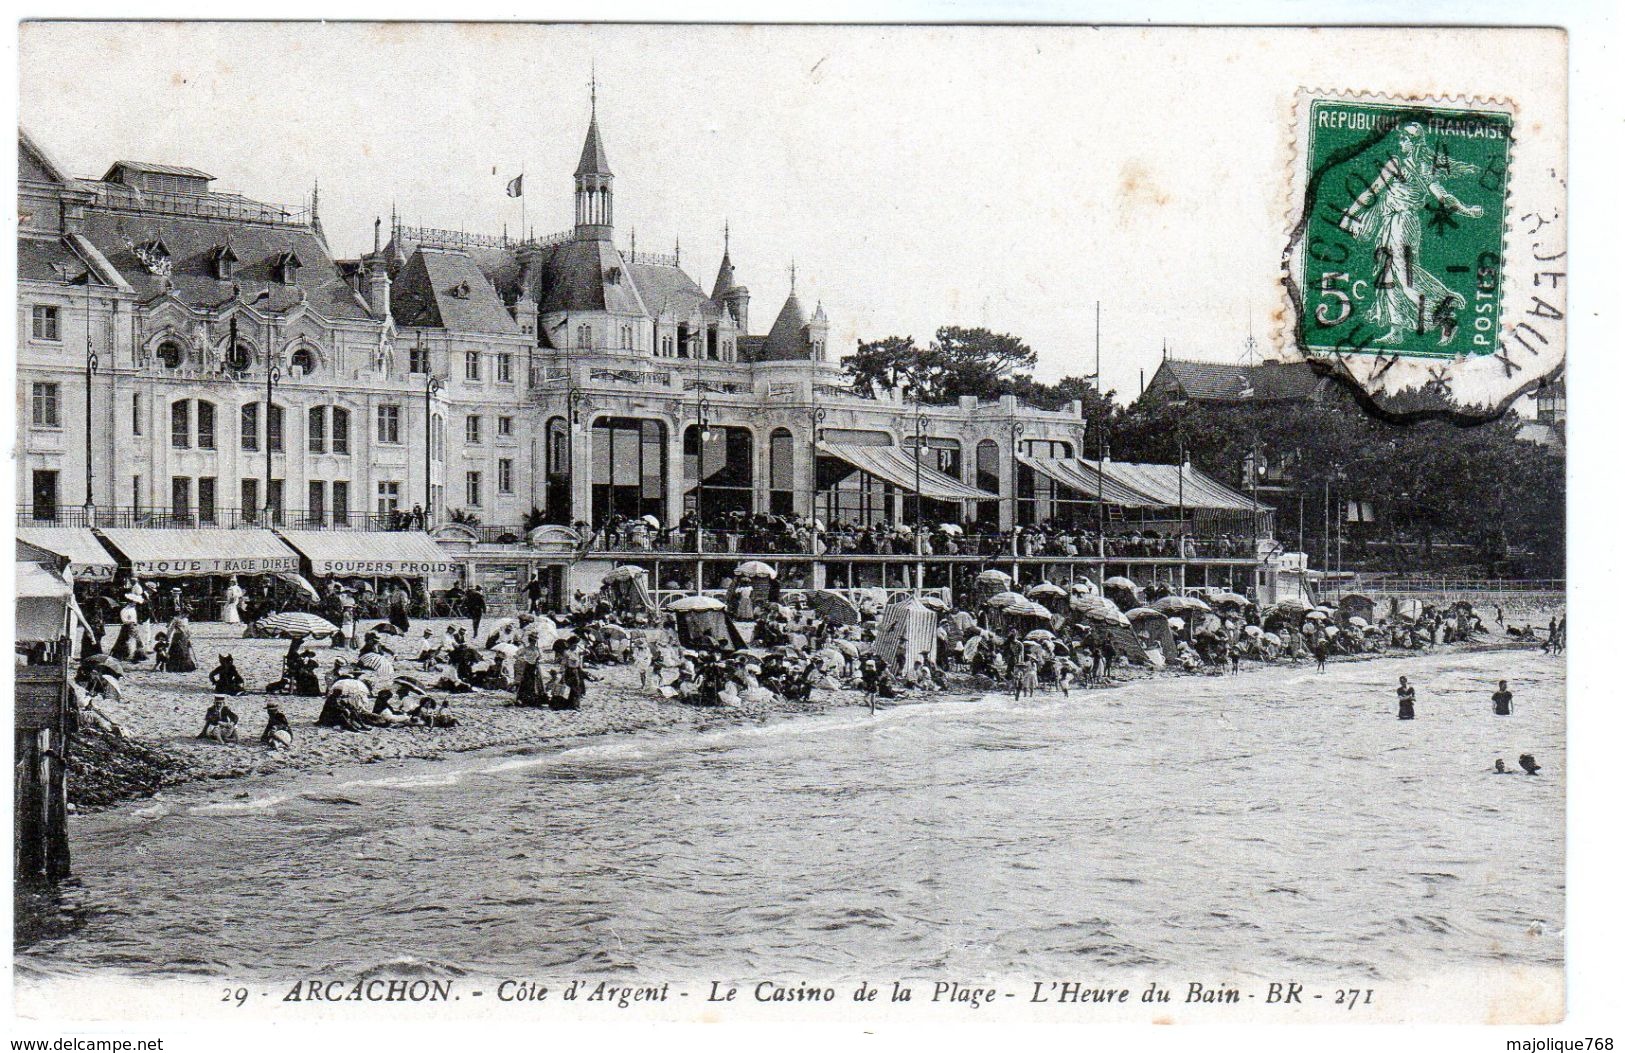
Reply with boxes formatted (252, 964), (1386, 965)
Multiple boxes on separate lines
(1018, 456), (1268, 535)
(15, 528), (118, 582)
(95, 528), (300, 578)
(818, 442), (990, 502)
(273, 530), (460, 587)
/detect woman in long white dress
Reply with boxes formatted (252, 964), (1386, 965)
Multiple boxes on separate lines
(221, 576), (244, 624)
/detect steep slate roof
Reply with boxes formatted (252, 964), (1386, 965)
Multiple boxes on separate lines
(575, 117), (612, 178)
(712, 250), (737, 300)
(18, 237), (89, 283)
(1148, 358), (1323, 403)
(628, 260), (711, 321)
(391, 247), (520, 334)
(19, 130), (72, 185)
(755, 290), (810, 362)
(79, 207), (373, 320)
(537, 238), (646, 317)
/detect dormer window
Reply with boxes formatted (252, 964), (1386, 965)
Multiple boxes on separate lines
(290, 347), (316, 376)
(212, 242), (239, 281)
(605, 266), (622, 284)
(274, 249), (303, 286)
(132, 238), (172, 277)
(448, 280), (471, 299)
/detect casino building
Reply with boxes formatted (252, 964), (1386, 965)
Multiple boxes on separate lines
(16, 98), (1272, 610)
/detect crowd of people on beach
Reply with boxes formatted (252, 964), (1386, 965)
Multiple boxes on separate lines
(65, 557), (1563, 776)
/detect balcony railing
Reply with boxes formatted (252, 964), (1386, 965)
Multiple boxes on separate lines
(576, 526), (1264, 561)
(19, 506), (439, 532)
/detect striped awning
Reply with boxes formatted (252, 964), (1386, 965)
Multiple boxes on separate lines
(818, 442), (989, 501)
(96, 528), (300, 577)
(1082, 459), (1257, 512)
(1018, 455), (1153, 507)
(16, 527), (119, 580)
(273, 530), (457, 579)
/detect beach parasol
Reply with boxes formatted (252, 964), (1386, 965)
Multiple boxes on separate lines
(734, 560), (777, 579)
(975, 569), (1012, 588)
(1125, 607), (1163, 622)
(1152, 595), (1212, 615)
(1104, 576), (1139, 591)
(601, 565), (647, 584)
(807, 590), (861, 626)
(1071, 594), (1131, 626)
(918, 594), (949, 612)
(598, 623), (632, 639)
(1244, 624), (1264, 637)
(84, 654), (124, 677)
(641, 514), (661, 528)
(666, 595), (726, 612)
(257, 611), (341, 639)
(1025, 581), (1068, 598)
(1024, 629), (1057, 642)
(356, 652), (392, 671)
(368, 621), (404, 636)
(1262, 632), (1282, 647)
(937, 523), (964, 536)
(985, 591), (1030, 610)
(1000, 598), (1054, 619)
(489, 642), (520, 656)
(1209, 591), (1249, 609)
(1272, 596), (1311, 611)
(1347, 616), (1369, 629)
(1323, 625), (1340, 637)
(1167, 617), (1186, 631)
(1304, 610), (1330, 621)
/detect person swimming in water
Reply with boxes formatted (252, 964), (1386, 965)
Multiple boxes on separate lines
(1519, 753), (1541, 775)
(1396, 676), (1416, 720)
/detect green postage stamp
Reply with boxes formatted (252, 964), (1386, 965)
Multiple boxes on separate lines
(1283, 90), (1562, 418)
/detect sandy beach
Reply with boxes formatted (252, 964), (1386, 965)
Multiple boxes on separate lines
(71, 603), (1558, 813)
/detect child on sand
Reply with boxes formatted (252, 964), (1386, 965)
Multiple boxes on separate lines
(199, 695), (240, 743)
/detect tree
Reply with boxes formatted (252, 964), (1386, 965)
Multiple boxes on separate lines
(841, 335), (920, 399)
(842, 326), (1037, 403)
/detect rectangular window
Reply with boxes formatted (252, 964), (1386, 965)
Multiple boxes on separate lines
(332, 408), (350, 455)
(409, 346), (429, 374)
(466, 470), (482, 507)
(308, 480), (326, 525)
(465, 351), (481, 381)
(31, 470), (59, 521)
(31, 305), (61, 341)
(240, 403), (259, 451)
(497, 354), (513, 383)
(241, 478), (258, 517)
(332, 481), (350, 524)
(30, 382), (61, 428)
(268, 405), (284, 452)
(171, 476), (192, 518)
(267, 480), (285, 524)
(133, 392), (143, 436)
(308, 406), (327, 453)
(132, 474), (142, 514)
(377, 480), (401, 516)
(196, 401), (216, 450)
(198, 477), (217, 524)
(498, 415), (514, 438)
(170, 400), (191, 449)
(465, 415), (482, 444)
(499, 458), (514, 493)
(378, 404), (401, 444)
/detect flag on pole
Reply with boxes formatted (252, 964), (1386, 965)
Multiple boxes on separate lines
(506, 174), (523, 198)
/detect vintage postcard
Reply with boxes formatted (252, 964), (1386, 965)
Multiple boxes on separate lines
(12, 19), (1570, 1035)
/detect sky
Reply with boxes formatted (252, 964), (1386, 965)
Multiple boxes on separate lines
(19, 22), (1564, 402)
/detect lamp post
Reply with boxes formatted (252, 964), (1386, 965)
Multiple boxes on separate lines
(248, 290), (278, 525)
(1008, 420), (1025, 548)
(424, 372), (444, 524)
(807, 404), (826, 555)
(694, 395), (713, 554)
(82, 278), (100, 521)
(907, 370), (925, 557)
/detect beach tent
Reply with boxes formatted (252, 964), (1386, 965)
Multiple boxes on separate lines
(601, 565), (657, 613)
(1338, 593), (1377, 625)
(669, 595), (744, 652)
(873, 599), (939, 677)
(16, 562), (80, 644)
(1102, 576), (1142, 612)
(1126, 606), (1177, 655)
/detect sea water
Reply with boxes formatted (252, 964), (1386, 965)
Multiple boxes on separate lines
(16, 649), (1563, 983)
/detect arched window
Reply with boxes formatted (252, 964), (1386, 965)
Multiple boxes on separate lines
(620, 324), (633, 349)
(769, 428), (796, 515)
(592, 418), (667, 526)
(290, 347), (317, 376)
(975, 439), (1001, 531)
(157, 340), (184, 370)
(577, 323), (592, 349)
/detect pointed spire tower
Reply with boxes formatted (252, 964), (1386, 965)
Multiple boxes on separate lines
(712, 221), (751, 333)
(574, 72), (614, 241)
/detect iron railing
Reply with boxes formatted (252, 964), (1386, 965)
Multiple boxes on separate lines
(18, 506), (440, 532)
